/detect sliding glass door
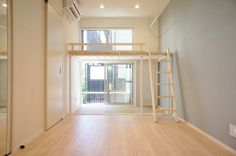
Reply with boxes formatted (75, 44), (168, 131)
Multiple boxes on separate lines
(108, 64), (133, 104)
(82, 63), (133, 105)
(82, 63), (105, 104)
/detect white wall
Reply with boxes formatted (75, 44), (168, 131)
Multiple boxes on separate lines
(49, 0), (63, 15)
(63, 20), (81, 114)
(136, 60), (156, 106)
(80, 17), (159, 51)
(11, 0), (80, 150)
(70, 58), (81, 113)
(48, 0), (81, 116)
(12, 0), (45, 149)
(46, 3), (64, 129)
(159, 0), (236, 150)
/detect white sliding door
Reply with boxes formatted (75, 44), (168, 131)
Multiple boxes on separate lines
(46, 3), (64, 129)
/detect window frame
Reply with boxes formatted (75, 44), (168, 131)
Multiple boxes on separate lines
(81, 28), (134, 50)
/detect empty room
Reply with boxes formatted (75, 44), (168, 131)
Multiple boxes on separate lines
(0, 0), (236, 155)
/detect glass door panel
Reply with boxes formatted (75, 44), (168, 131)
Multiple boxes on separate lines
(82, 63), (105, 104)
(108, 64), (133, 104)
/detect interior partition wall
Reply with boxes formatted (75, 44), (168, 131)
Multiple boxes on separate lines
(46, 2), (64, 129)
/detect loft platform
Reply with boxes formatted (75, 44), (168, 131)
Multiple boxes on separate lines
(68, 50), (168, 56)
(67, 42), (178, 123)
(67, 43), (170, 57)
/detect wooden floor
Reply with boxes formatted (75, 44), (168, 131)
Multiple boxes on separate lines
(74, 104), (152, 114)
(12, 115), (235, 156)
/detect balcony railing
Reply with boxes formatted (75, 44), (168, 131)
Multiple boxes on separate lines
(82, 91), (131, 104)
(82, 92), (104, 104)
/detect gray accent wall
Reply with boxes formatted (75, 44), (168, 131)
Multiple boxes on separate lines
(159, 0), (236, 150)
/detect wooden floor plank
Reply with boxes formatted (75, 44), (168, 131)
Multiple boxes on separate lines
(11, 115), (235, 156)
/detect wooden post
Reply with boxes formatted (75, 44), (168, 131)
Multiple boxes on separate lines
(148, 50), (157, 122)
(167, 55), (171, 114)
(155, 61), (157, 110)
(170, 54), (174, 115)
(140, 56), (143, 113)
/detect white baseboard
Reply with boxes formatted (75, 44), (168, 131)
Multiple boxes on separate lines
(179, 118), (236, 155)
(12, 128), (44, 153)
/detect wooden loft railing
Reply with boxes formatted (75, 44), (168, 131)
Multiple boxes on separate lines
(69, 43), (145, 46)
(67, 43), (168, 56)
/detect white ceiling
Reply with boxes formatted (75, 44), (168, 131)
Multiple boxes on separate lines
(78, 0), (170, 18)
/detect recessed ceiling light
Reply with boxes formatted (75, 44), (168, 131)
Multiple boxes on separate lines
(100, 4), (104, 9)
(2, 3), (7, 7)
(135, 4), (140, 9)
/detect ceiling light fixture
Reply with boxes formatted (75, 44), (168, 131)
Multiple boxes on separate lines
(2, 3), (7, 7)
(100, 4), (104, 9)
(135, 4), (140, 9)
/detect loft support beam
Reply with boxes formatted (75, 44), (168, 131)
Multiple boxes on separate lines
(68, 43), (145, 46)
(68, 50), (169, 56)
(67, 43), (172, 57)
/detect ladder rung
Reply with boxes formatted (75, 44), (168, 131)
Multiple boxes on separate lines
(156, 60), (170, 63)
(156, 96), (174, 99)
(155, 108), (176, 112)
(156, 83), (173, 86)
(157, 57), (167, 61)
(156, 71), (172, 74)
(159, 56), (167, 59)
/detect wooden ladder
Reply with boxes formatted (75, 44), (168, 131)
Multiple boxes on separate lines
(148, 49), (179, 123)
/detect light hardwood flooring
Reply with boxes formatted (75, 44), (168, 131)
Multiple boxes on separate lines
(12, 115), (235, 156)
(74, 104), (152, 114)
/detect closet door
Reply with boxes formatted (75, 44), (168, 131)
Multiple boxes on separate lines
(46, 3), (64, 129)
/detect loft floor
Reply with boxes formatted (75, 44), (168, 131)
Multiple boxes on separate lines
(12, 115), (235, 156)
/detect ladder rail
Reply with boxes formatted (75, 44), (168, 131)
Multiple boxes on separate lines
(166, 49), (179, 121)
(148, 48), (179, 123)
(140, 56), (143, 113)
(148, 50), (158, 122)
(155, 60), (159, 111)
